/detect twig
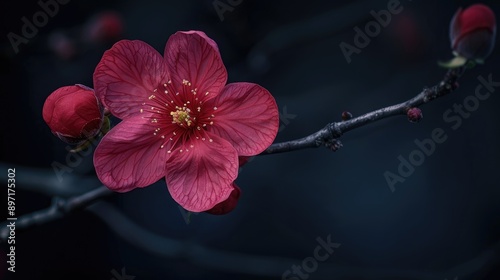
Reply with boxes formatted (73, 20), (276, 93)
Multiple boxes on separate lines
(0, 186), (112, 242)
(262, 66), (465, 155)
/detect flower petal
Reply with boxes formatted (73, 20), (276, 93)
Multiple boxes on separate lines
(94, 115), (170, 192)
(93, 40), (167, 119)
(164, 31), (227, 101)
(238, 156), (252, 167)
(450, 8), (463, 49)
(165, 132), (238, 212)
(205, 183), (241, 215)
(207, 82), (279, 156)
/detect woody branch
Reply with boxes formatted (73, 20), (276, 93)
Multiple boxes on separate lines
(262, 66), (465, 154)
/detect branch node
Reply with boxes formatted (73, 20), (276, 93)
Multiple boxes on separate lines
(327, 123), (342, 138)
(325, 138), (343, 152)
(319, 123), (343, 151)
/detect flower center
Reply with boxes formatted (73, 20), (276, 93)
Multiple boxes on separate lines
(170, 106), (192, 127)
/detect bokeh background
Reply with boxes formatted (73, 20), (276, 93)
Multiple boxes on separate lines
(1, 0), (499, 279)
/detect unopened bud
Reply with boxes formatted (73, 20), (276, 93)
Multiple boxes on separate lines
(341, 111), (352, 121)
(407, 107), (423, 123)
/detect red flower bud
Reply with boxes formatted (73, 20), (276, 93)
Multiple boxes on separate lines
(205, 184), (241, 215)
(450, 4), (497, 61)
(84, 11), (124, 43)
(43, 84), (104, 144)
(407, 107), (423, 123)
(341, 111), (353, 121)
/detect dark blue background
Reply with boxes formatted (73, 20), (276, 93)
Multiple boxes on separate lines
(1, 0), (499, 279)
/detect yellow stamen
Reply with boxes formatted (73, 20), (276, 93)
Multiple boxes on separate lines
(170, 106), (192, 126)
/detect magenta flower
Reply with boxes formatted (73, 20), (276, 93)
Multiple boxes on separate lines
(93, 31), (279, 212)
(43, 84), (104, 144)
(450, 4), (497, 61)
